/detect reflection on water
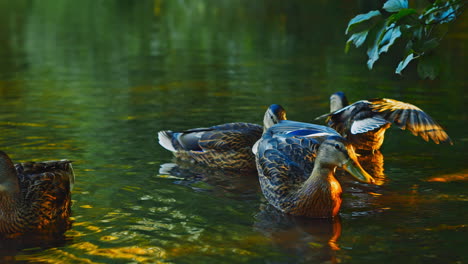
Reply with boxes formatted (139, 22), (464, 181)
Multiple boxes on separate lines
(254, 204), (342, 263)
(160, 161), (344, 263)
(0, 0), (466, 263)
(158, 162), (260, 199)
(16, 243), (167, 263)
(357, 151), (386, 185)
(426, 169), (468, 182)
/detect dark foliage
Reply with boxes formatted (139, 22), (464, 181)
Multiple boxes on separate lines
(346, 0), (465, 79)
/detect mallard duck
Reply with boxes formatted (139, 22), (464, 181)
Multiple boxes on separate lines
(253, 120), (375, 218)
(158, 104), (287, 171)
(0, 151), (74, 237)
(316, 92), (452, 153)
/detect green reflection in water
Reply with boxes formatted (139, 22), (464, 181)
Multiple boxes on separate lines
(0, 0), (466, 263)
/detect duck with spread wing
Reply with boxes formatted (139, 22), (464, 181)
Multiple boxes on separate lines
(316, 92), (452, 153)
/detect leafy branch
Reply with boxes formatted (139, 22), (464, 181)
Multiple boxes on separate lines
(345, 0), (466, 79)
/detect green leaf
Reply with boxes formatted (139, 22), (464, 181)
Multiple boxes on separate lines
(383, 0), (408, 13)
(395, 52), (415, 75)
(346, 30), (369, 52)
(417, 53), (439, 79)
(423, 1), (460, 24)
(366, 22), (386, 69)
(379, 25), (402, 54)
(367, 44), (380, 70)
(346, 10), (381, 34)
(387, 8), (417, 24)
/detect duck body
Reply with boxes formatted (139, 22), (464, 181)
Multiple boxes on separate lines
(158, 104), (287, 171)
(318, 92), (452, 153)
(253, 120), (374, 218)
(0, 151), (74, 237)
(159, 122), (263, 171)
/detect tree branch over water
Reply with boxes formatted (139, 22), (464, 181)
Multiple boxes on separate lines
(345, 0), (466, 79)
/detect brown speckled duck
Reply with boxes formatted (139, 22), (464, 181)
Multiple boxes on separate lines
(316, 92), (452, 153)
(0, 151), (74, 237)
(158, 104), (287, 171)
(253, 120), (375, 218)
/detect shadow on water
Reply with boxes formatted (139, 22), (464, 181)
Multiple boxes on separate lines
(254, 204), (342, 263)
(158, 161), (261, 200)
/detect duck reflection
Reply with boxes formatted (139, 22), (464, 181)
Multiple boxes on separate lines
(159, 158), (385, 264)
(158, 161), (260, 199)
(0, 232), (72, 263)
(358, 150), (386, 185)
(254, 203), (341, 263)
(332, 151), (386, 216)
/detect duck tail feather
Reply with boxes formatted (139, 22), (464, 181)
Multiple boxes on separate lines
(315, 112), (330, 120)
(158, 131), (177, 152)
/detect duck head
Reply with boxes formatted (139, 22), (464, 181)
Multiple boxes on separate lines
(330, 92), (349, 112)
(263, 104), (287, 132)
(317, 136), (374, 184)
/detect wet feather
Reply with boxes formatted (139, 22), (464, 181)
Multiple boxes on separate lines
(0, 151), (74, 236)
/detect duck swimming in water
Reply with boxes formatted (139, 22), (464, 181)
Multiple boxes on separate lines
(0, 151), (74, 237)
(158, 104), (287, 171)
(316, 92), (452, 153)
(253, 120), (374, 218)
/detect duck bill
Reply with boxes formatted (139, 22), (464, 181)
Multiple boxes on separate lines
(342, 158), (375, 184)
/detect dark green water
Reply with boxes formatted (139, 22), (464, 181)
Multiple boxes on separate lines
(0, 1), (466, 263)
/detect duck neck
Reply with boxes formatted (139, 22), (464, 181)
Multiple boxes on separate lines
(300, 163), (337, 195)
(292, 163), (342, 218)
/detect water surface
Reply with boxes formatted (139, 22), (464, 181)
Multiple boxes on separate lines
(0, 1), (466, 263)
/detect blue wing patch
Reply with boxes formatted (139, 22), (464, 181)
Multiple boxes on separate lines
(286, 129), (335, 138)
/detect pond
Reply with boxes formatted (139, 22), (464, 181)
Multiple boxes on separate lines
(0, 1), (466, 263)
